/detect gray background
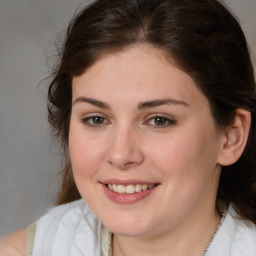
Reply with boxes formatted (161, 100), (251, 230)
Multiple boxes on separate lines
(0, 0), (255, 238)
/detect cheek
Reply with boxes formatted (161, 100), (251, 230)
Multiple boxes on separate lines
(148, 127), (219, 180)
(148, 130), (220, 213)
(68, 124), (104, 177)
(68, 124), (106, 205)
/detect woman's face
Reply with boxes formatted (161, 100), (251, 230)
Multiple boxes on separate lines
(69, 44), (224, 238)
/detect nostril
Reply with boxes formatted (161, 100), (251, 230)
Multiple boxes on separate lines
(107, 160), (135, 167)
(106, 146), (144, 169)
(124, 161), (136, 166)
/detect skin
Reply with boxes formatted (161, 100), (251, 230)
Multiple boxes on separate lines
(0, 230), (26, 255)
(69, 44), (227, 255)
(2, 44), (250, 255)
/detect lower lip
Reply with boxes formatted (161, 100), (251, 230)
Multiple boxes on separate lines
(102, 184), (157, 204)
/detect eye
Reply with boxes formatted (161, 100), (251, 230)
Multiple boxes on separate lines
(82, 115), (109, 127)
(146, 115), (176, 128)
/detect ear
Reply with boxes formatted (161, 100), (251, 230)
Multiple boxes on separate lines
(217, 109), (251, 166)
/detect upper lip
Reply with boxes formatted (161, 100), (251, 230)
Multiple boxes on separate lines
(100, 179), (159, 186)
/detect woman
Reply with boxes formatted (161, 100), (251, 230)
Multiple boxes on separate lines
(1, 0), (256, 255)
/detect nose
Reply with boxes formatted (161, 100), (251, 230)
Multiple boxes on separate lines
(106, 126), (144, 170)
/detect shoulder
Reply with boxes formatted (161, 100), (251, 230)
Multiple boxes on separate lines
(207, 205), (256, 255)
(0, 229), (26, 256)
(233, 213), (256, 251)
(228, 205), (256, 238)
(37, 199), (100, 235)
(32, 199), (102, 255)
(38, 199), (95, 224)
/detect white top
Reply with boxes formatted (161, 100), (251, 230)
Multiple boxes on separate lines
(30, 199), (256, 256)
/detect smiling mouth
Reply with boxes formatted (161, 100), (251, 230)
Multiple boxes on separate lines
(106, 184), (158, 194)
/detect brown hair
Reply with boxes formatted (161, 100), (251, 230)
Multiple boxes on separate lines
(48, 0), (256, 223)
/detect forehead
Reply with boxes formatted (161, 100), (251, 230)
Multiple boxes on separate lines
(72, 44), (207, 107)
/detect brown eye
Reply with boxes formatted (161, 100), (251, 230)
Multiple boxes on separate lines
(147, 115), (176, 128)
(154, 117), (168, 126)
(82, 115), (108, 127)
(91, 116), (105, 124)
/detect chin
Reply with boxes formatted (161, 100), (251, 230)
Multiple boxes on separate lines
(101, 213), (156, 237)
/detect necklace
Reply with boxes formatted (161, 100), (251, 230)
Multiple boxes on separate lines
(115, 236), (125, 256)
(113, 212), (226, 256)
(202, 212), (226, 255)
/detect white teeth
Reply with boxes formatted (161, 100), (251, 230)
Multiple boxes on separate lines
(126, 185), (135, 194)
(113, 184), (118, 192)
(107, 184), (155, 194)
(117, 185), (126, 193)
(142, 184), (148, 191)
(135, 184), (142, 192)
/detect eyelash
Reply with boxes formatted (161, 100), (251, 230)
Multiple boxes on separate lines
(82, 115), (109, 128)
(81, 115), (176, 128)
(145, 115), (176, 128)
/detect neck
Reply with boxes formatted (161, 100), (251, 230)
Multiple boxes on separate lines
(112, 207), (221, 256)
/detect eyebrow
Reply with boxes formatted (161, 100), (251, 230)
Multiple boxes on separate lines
(73, 97), (188, 110)
(73, 97), (111, 109)
(138, 98), (189, 109)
